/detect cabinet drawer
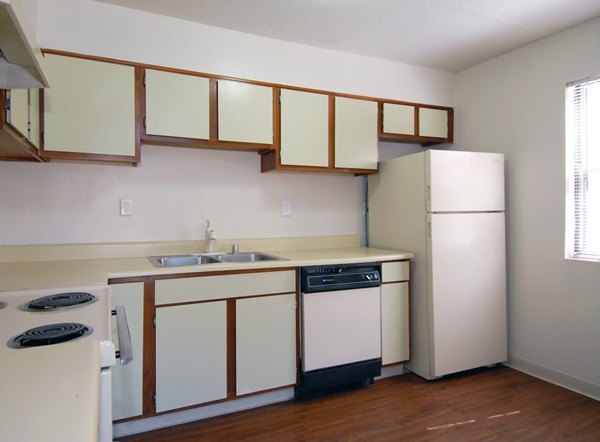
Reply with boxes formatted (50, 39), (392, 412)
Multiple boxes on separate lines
(382, 261), (410, 282)
(155, 270), (296, 305)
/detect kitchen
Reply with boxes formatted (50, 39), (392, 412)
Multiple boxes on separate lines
(1, 0), (600, 440)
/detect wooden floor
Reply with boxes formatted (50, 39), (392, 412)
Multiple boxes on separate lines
(120, 366), (600, 441)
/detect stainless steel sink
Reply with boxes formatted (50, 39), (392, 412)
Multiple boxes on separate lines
(214, 252), (286, 263)
(148, 252), (286, 267)
(148, 254), (221, 267)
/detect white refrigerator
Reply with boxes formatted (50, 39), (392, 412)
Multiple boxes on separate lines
(368, 149), (507, 380)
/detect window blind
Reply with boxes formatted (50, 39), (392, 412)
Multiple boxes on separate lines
(566, 75), (600, 261)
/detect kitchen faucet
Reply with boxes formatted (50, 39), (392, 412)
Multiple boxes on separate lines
(204, 220), (216, 253)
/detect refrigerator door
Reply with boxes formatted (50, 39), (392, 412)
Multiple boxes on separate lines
(427, 150), (505, 212)
(428, 212), (507, 378)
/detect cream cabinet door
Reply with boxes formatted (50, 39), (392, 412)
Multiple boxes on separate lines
(145, 69), (210, 139)
(383, 103), (415, 136)
(236, 293), (296, 396)
(381, 282), (410, 365)
(218, 80), (273, 144)
(419, 107), (449, 139)
(8, 89), (29, 137)
(43, 53), (136, 156)
(155, 301), (227, 412)
(9, 89), (41, 148)
(334, 97), (378, 170)
(280, 89), (329, 167)
(29, 90), (40, 148)
(110, 282), (144, 421)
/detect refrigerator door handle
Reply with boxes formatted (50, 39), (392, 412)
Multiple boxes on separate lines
(427, 185), (431, 208)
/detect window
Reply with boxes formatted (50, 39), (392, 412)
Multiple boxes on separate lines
(566, 76), (600, 261)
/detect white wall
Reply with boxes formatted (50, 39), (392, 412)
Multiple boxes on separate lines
(0, 0), (453, 246)
(0, 147), (365, 244)
(454, 17), (600, 396)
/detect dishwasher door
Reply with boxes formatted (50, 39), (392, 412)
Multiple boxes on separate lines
(301, 286), (381, 372)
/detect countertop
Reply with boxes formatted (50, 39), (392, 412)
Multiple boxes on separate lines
(0, 246), (413, 291)
(0, 242), (412, 441)
(0, 340), (101, 442)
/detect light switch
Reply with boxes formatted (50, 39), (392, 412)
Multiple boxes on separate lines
(120, 198), (133, 216)
(281, 200), (292, 217)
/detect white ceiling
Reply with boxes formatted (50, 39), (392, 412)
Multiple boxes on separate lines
(97, 0), (600, 72)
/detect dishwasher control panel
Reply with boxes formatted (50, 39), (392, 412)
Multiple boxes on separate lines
(300, 262), (381, 293)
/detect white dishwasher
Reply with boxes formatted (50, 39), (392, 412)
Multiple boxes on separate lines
(296, 263), (382, 399)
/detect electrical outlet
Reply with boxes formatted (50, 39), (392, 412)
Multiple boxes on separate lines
(120, 198), (133, 216)
(281, 200), (292, 217)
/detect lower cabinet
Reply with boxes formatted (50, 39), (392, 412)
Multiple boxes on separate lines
(112, 262), (410, 421)
(155, 301), (227, 412)
(154, 269), (296, 413)
(110, 282), (144, 421)
(236, 293), (296, 395)
(381, 261), (410, 365)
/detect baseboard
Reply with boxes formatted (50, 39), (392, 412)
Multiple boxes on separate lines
(378, 364), (405, 379)
(506, 356), (600, 402)
(113, 388), (294, 439)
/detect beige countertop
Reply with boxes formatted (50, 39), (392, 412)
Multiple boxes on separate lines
(0, 246), (413, 291)
(0, 340), (101, 442)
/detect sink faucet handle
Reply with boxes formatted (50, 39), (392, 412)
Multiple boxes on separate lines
(204, 220), (216, 253)
(205, 220), (216, 238)
(231, 244), (239, 254)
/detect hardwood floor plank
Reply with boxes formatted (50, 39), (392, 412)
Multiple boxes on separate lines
(119, 366), (600, 441)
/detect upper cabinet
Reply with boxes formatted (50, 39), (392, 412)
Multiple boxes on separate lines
(41, 53), (139, 164)
(0, 88), (43, 162)
(2, 49), (454, 171)
(144, 69), (210, 140)
(380, 102), (453, 144)
(217, 79), (273, 146)
(334, 97), (378, 171)
(261, 90), (379, 174)
(279, 88), (329, 168)
(8, 88), (41, 147)
(419, 107), (449, 139)
(141, 72), (275, 152)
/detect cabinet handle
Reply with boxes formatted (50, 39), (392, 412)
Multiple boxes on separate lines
(112, 305), (134, 365)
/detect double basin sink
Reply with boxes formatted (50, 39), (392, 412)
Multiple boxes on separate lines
(148, 252), (286, 267)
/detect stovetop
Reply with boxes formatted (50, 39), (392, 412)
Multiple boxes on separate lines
(0, 285), (114, 366)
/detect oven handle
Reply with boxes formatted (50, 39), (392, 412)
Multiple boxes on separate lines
(112, 305), (134, 365)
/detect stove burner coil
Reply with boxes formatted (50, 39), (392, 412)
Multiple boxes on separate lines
(9, 322), (93, 348)
(22, 292), (97, 311)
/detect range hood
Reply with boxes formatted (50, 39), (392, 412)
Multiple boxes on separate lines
(0, 0), (48, 89)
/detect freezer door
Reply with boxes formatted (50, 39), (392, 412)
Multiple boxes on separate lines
(428, 212), (507, 378)
(427, 150), (505, 212)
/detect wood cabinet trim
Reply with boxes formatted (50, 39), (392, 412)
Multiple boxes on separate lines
(328, 95), (335, 169)
(155, 291), (296, 308)
(227, 299), (237, 399)
(142, 280), (156, 416)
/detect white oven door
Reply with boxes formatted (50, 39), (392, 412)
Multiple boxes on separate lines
(301, 287), (381, 372)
